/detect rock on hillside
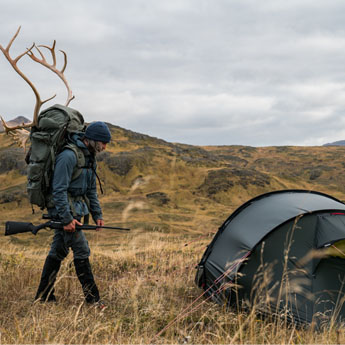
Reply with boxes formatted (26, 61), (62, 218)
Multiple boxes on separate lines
(198, 168), (271, 198)
(0, 148), (26, 175)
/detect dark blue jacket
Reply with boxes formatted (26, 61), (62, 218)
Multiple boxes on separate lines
(48, 134), (103, 225)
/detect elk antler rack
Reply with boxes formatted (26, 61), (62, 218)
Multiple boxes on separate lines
(0, 26), (74, 142)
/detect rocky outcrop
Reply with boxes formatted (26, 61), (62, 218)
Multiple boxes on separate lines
(0, 185), (26, 203)
(98, 148), (155, 176)
(174, 145), (219, 166)
(198, 169), (235, 196)
(0, 148), (26, 174)
(198, 168), (271, 197)
(146, 192), (170, 206)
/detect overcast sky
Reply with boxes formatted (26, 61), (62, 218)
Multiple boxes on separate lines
(1, 1), (345, 146)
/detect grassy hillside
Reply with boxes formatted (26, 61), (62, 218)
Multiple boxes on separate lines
(2, 124), (345, 233)
(1, 126), (345, 343)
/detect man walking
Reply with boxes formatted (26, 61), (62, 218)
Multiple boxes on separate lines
(35, 121), (111, 306)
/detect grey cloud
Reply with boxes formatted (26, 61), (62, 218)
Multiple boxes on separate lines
(1, 0), (345, 146)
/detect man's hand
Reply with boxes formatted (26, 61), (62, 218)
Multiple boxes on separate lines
(96, 219), (104, 232)
(64, 219), (83, 232)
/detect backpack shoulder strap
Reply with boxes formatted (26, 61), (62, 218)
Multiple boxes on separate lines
(63, 143), (86, 180)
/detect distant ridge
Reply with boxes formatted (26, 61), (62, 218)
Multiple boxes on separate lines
(0, 116), (30, 132)
(323, 140), (345, 147)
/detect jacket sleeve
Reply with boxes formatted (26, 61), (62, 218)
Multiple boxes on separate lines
(52, 150), (76, 225)
(86, 167), (103, 223)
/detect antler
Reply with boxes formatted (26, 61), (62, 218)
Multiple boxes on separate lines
(7, 128), (30, 151)
(0, 26), (57, 133)
(0, 26), (74, 137)
(27, 40), (75, 106)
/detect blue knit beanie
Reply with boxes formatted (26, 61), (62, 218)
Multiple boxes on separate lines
(85, 122), (111, 143)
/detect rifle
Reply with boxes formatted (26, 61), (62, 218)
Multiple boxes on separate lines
(4, 221), (130, 236)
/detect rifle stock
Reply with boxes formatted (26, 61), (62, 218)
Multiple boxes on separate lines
(4, 221), (130, 236)
(5, 221), (49, 236)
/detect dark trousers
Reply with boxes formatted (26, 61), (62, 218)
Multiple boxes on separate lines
(35, 255), (61, 301)
(74, 258), (100, 303)
(35, 255), (100, 303)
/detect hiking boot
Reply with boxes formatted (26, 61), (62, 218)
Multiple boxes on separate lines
(35, 294), (57, 304)
(46, 294), (57, 303)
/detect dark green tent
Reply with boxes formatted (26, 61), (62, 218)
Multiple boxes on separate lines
(196, 190), (345, 326)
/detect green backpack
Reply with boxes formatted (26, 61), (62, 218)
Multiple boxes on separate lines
(26, 104), (86, 210)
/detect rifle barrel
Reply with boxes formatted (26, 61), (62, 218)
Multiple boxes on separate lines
(77, 225), (131, 231)
(48, 221), (130, 231)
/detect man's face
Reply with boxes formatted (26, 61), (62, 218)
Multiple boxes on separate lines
(95, 141), (107, 153)
(85, 139), (107, 154)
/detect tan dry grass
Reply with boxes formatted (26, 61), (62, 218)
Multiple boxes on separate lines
(1, 231), (345, 344)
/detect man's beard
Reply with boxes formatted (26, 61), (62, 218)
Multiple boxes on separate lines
(87, 140), (104, 154)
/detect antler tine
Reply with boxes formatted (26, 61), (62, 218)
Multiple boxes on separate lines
(4, 26), (21, 54)
(0, 115), (30, 151)
(28, 41), (75, 106)
(59, 49), (68, 74)
(7, 127), (30, 151)
(0, 26), (57, 133)
(0, 116), (11, 134)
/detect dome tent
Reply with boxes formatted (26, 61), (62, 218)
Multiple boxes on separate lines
(195, 190), (345, 326)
